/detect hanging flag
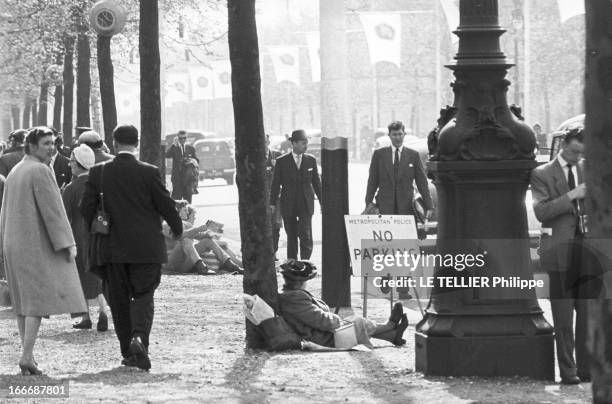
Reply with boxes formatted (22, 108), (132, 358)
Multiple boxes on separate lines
(268, 46), (301, 86)
(556, 0), (584, 23)
(211, 60), (232, 99)
(165, 72), (190, 106)
(305, 32), (320, 83)
(115, 86), (139, 115)
(189, 66), (214, 100)
(439, 0), (459, 44)
(359, 13), (401, 67)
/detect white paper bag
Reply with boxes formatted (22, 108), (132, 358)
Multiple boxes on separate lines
(242, 294), (275, 325)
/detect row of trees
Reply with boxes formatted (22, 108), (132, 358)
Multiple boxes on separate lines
(0, 0), (225, 148)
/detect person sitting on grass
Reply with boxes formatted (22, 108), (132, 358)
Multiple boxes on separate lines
(162, 200), (243, 275)
(278, 260), (408, 348)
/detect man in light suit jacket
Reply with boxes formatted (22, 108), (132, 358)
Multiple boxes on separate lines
(531, 128), (597, 384)
(365, 120), (433, 218)
(270, 129), (322, 260)
(82, 124), (182, 371)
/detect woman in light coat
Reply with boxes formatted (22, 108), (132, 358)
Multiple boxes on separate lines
(1, 127), (86, 375)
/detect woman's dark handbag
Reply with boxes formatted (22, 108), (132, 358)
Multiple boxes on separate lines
(258, 316), (302, 351)
(91, 164), (110, 235)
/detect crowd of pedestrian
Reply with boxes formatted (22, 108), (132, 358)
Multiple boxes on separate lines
(0, 124), (245, 374)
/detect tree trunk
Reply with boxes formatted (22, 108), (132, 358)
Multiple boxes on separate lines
(39, 81), (49, 125)
(139, 0), (161, 166)
(320, 0), (351, 307)
(31, 98), (38, 126)
(53, 86), (63, 131)
(76, 27), (91, 127)
(22, 97), (31, 128)
(53, 53), (63, 131)
(228, 0), (277, 348)
(585, 2), (612, 403)
(2, 110), (11, 136)
(98, 34), (117, 153)
(63, 34), (75, 146)
(11, 106), (20, 129)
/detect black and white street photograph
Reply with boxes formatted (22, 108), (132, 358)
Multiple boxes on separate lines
(0, 0), (610, 402)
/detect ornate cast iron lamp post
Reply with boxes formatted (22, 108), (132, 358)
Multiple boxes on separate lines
(416, 0), (554, 379)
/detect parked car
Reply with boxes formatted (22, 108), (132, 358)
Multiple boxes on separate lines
(304, 129), (321, 160)
(193, 138), (236, 185)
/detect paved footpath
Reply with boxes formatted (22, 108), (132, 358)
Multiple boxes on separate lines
(0, 269), (592, 403)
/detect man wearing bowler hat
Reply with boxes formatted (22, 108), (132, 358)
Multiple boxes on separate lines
(270, 129), (322, 260)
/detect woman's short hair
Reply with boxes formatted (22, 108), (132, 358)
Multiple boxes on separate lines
(25, 126), (54, 154)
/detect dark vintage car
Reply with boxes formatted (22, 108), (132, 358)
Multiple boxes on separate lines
(193, 138), (236, 185)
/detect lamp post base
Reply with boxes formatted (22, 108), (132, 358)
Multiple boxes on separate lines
(415, 332), (554, 379)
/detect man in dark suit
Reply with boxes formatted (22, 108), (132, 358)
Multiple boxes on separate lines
(365, 120), (433, 300)
(365, 120), (433, 217)
(165, 129), (199, 203)
(265, 134), (282, 259)
(50, 133), (71, 189)
(0, 129), (26, 177)
(270, 129), (322, 260)
(531, 128), (596, 384)
(81, 124), (182, 371)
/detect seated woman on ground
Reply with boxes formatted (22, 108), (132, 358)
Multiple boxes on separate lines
(162, 200), (243, 275)
(278, 260), (408, 348)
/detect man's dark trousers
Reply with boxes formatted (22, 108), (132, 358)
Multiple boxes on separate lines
(104, 263), (161, 358)
(283, 186), (313, 260)
(171, 180), (192, 203)
(548, 232), (601, 381)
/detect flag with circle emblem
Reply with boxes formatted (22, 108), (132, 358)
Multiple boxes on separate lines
(189, 67), (214, 100)
(268, 46), (300, 86)
(210, 60), (232, 99)
(359, 13), (402, 68)
(165, 72), (190, 106)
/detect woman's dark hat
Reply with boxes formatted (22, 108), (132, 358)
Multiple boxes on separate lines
(280, 260), (317, 281)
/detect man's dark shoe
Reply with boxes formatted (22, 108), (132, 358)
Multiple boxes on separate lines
(194, 260), (215, 275)
(121, 356), (137, 367)
(578, 374), (591, 383)
(97, 312), (108, 332)
(388, 302), (403, 326)
(73, 319), (92, 329)
(560, 375), (581, 385)
(393, 314), (409, 346)
(220, 259), (243, 275)
(129, 336), (151, 371)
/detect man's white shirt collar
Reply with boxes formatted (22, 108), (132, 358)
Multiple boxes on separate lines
(392, 145), (403, 163)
